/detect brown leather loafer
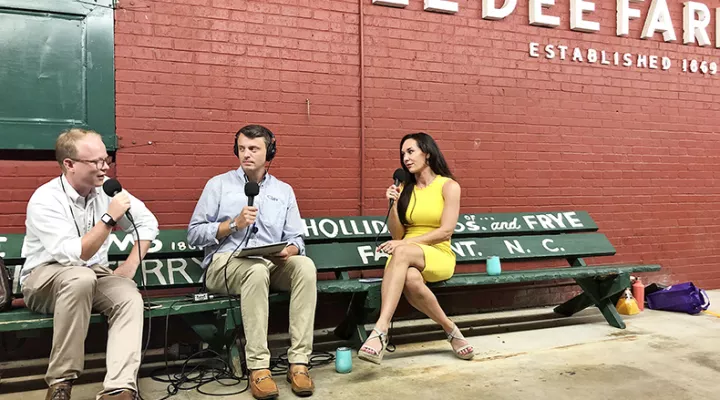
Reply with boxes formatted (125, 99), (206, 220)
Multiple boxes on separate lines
(249, 369), (279, 399)
(286, 364), (314, 397)
(45, 381), (73, 400)
(99, 389), (139, 400)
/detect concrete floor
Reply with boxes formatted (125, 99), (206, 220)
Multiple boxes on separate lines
(2, 291), (719, 400)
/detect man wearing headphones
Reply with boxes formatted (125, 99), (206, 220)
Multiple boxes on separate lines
(187, 125), (317, 399)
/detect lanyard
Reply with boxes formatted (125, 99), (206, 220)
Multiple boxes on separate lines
(59, 176), (95, 237)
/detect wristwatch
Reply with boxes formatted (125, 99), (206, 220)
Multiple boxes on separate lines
(101, 213), (117, 227)
(229, 218), (238, 233)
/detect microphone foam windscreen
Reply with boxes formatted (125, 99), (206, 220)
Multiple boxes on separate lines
(244, 181), (260, 197)
(103, 179), (123, 197)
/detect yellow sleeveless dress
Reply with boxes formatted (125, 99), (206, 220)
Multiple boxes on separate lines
(386, 175), (456, 283)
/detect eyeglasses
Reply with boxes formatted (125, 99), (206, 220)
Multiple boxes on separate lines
(71, 156), (114, 169)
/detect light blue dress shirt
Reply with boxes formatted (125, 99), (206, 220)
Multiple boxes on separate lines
(187, 169), (306, 268)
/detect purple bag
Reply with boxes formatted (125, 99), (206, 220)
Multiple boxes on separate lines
(646, 282), (710, 315)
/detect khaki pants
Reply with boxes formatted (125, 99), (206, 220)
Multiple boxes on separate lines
(205, 254), (317, 370)
(21, 264), (144, 398)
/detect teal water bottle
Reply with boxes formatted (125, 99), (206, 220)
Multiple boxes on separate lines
(335, 347), (352, 373)
(486, 256), (502, 276)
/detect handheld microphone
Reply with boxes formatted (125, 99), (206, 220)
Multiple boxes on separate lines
(374, 168), (407, 253)
(103, 178), (134, 222)
(389, 168), (406, 208)
(244, 182), (260, 234)
(244, 181), (260, 207)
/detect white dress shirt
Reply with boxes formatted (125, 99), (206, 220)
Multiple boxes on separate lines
(20, 175), (159, 285)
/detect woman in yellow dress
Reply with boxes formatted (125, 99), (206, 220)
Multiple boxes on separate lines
(358, 132), (474, 364)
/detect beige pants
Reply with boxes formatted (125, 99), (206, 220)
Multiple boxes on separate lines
(205, 254), (317, 370)
(21, 264), (143, 398)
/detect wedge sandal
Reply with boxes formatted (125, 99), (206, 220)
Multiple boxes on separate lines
(447, 324), (475, 360)
(358, 327), (389, 365)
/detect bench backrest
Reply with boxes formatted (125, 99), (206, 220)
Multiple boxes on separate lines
(1, 211), (613, 295)
(304, 211), (612, 271)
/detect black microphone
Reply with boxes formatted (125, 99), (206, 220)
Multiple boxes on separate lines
(389, 168), (406, 208)
(244, 182), (260, 234)
(102, 178), (134, 222)
(244, 181), (260, 206)
(103, 178), (123, 197)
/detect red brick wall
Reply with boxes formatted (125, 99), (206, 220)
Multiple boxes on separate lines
(1, 0), (719, 291)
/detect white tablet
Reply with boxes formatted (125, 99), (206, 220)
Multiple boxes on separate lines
(233, 242), (288, 258)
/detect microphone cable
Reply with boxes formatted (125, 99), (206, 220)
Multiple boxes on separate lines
(122, 211), (159, 400)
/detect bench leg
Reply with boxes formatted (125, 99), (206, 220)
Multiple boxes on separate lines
(224, 306), (244, 377)
(181, 313), (224, 352)
(555, 274), (628, 316)
(333, 292), (369, 347)
(333, 288), (382, 349)
(554, 293), (594, 316)
(229, 336), (244, 377)
(558, 274), (630, 329)
(333, 313), (369, 346)
(0, 333), (27, 359)
(353, 287), (382, 348)
(345, 319), (370, 348)
(594, 298), (625, 329)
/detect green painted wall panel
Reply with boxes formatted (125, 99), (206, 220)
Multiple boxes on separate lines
(0, 0), (115, 150)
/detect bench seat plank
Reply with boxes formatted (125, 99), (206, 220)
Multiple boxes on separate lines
(315, 264), (660, 294)
(0, 294), (288, 333)
(430, 264), (661, 288)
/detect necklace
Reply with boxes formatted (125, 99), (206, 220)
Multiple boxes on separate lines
(415, 174), (437, 190)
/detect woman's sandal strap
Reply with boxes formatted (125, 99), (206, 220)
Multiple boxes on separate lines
(446, 325), (464, 342)
(360, 328), (388, 355)
(446, 325), (474, 356)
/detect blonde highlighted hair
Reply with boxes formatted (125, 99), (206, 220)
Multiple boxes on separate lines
(55, 128), (101, 171)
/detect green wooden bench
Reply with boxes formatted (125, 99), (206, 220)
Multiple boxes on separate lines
(299, 211), (661, 345)
(0, 210), (661, 372)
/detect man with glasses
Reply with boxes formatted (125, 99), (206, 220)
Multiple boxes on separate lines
(20, 128), (159, 400)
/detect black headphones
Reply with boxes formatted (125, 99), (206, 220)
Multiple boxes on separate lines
(233, 128), (277, 162)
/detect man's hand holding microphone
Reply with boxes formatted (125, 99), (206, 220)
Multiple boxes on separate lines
(234, 206), (257, 230)
(107, 191), (131, 223)
(102, 179), (142, 279)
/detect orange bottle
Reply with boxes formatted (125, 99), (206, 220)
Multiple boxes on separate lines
(632, 278), (645, 311)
